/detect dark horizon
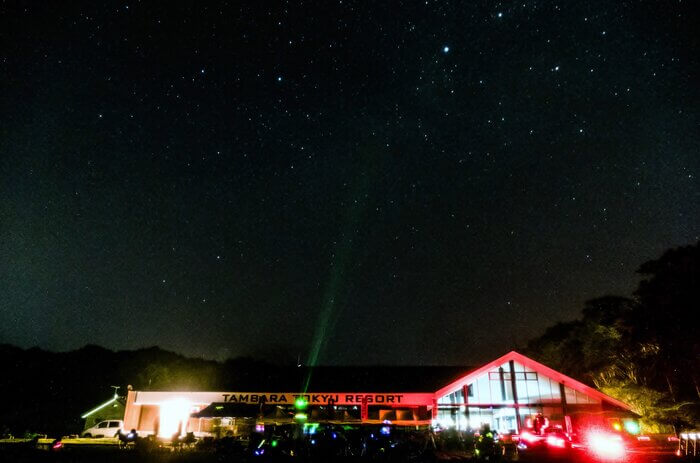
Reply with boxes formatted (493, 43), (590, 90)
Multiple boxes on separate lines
(1, 340), (490, 367)
(1, 1), (698, 365)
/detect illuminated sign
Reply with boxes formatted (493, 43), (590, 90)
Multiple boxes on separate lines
(221, 393), (410, 405)
(132, 391), (434, 407)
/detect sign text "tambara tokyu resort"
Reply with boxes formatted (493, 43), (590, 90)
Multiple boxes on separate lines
(221, 393), (430, 405)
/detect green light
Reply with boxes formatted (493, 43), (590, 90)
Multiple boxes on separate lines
(80, 396), (118, 419)
(295, 398), (308, 410)
(624, 420), (640, 435)
(215, 405), (224, 410)
(271, 440), (278, 447)
(304, 166), (371, 389)
(294, 413), (307, 421)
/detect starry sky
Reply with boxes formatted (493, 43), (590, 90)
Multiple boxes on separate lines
(1, 1), (698, 365)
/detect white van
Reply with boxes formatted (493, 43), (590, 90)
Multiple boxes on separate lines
(82, 420), (124, 437)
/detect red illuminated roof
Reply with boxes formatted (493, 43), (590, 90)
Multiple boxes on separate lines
(434, 351), (631, 411)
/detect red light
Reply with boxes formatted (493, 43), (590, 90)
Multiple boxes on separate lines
(546, 435), (567, 448)
(520, 431), (540, 444)
(636, 435), (650, 442)
(52, 441), (63, 450)
(586, 431), (625, 460)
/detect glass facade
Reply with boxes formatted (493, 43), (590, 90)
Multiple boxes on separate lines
(436, 361), (600, 432)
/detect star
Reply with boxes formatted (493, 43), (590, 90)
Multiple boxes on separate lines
(3, 0), (696, 372)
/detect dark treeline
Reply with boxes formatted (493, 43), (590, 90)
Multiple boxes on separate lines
(0, 344), (274, 436)
(526, 241), (700, 432)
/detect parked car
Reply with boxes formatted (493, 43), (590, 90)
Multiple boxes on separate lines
(82, 420), (123, 438)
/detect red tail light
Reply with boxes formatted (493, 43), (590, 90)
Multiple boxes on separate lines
(520, 431), (539, 444)
(546, 435), (567, 448)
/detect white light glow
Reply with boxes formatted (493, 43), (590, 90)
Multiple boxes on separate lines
(587, 431), (625, 460)
(159, 398), (192, 438)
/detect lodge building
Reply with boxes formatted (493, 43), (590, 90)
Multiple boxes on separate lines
(122, 351), (637, 438)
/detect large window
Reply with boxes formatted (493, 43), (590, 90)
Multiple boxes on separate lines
(436, 406), (519, 433)
(441, 362), (600, 406)
(438, 388), (465, 405)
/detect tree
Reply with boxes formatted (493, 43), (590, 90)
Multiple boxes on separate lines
(526, 296), (635, 387)
(632, 243), (700, 402)
(526, 242), (700, 431)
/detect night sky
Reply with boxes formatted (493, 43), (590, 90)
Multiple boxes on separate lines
(1, 1), (698, 366)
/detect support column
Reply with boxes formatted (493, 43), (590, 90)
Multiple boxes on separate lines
(559, 383), (571, 433)
(509, 360), (521, 432)
(462, 384), (471, 429)
(559, 383), (568, 416)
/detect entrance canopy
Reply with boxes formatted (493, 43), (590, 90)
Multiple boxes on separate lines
(192, 403), (263, 418)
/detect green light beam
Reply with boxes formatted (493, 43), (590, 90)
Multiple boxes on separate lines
(303, 149), (381, 391)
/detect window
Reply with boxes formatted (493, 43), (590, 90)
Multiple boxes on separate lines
(488, 371), (537, 381)
(97, 422), (109, 428)
(109, 421), (120, 428)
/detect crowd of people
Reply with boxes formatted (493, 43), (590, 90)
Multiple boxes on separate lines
(193, 423), (507, 461)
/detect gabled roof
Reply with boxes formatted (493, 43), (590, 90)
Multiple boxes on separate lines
(434, 351), (631, 411)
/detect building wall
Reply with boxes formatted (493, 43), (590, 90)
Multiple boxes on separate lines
(123, 391), (141, 431)
(121, 354), (631, 437)
(123, 390), (435, 435)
